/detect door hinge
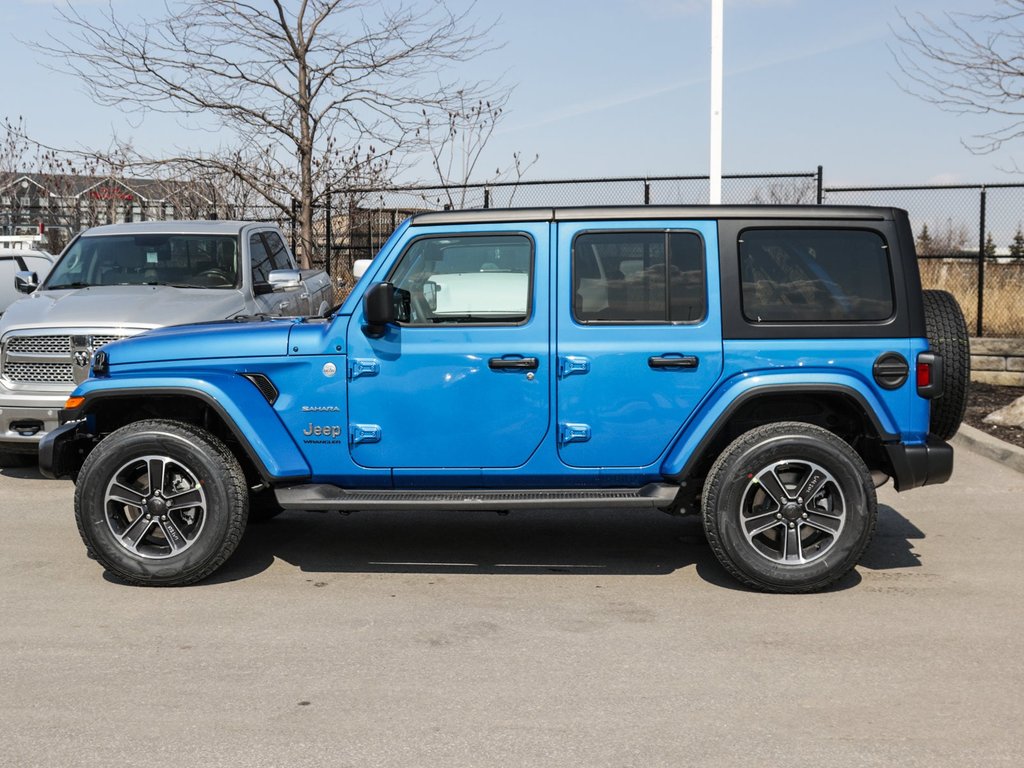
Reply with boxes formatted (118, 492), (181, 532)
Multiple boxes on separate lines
(558, 355), (590, 378)
(558, 422), (592, 445)
(349, 424), (382, 445)
(348, 358), (380, 380)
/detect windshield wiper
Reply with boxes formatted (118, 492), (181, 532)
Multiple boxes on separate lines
(141, 281), (203, 288)
(45, 282), (93, 290)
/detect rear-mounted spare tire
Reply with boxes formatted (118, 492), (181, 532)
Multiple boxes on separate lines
(922, 289), (970, 440)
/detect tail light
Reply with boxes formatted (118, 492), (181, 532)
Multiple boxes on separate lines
(916, 352), (943, 399)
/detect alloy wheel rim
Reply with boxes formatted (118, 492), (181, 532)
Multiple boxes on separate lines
(103, 454), (207, 560)
(738, 459), (846, 565)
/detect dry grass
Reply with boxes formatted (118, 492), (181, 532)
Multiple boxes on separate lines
(919, 259), (1024, 337)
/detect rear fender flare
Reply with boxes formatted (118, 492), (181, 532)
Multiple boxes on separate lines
(661, 372), (900, 481)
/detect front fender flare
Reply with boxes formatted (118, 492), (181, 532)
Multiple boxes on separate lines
(72, 371), (310, 481)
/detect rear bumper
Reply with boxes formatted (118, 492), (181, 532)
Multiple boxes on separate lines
(884, 435), (954, 492)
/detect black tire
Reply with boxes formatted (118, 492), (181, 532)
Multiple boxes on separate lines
(0, 449), (35, 469)
(702, 422), (877, 593)
(74, 419), (248, 586)
(923, 289), (970, 440)
(248, 490), (285, 523)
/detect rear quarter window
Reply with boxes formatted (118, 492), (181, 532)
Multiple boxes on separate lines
(739, 228), (894, 323)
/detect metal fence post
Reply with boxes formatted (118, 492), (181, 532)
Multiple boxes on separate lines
(644, 179), (651, 205)
(977, 187), (987, 337)
(816, 165), (824, 205)
(325, 190), (332, 276)
(484, 187), (490, 209)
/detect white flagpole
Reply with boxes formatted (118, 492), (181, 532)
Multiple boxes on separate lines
(710, 0), (724, 204)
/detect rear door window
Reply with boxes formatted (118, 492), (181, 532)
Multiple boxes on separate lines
(572, 231), (706, 324)
(739, 228), (894, 323)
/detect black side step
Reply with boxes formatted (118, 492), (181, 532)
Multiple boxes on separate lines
(274, 483), (679, 512)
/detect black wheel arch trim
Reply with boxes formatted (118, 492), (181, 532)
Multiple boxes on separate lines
(38, 420), (87, 479)
(666, 383), (900, 482)
(57, 387), (307, 483)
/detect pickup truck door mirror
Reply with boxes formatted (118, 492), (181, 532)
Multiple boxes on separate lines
(363, 282), (411, 337)
(14, 271), (40, 294)
(353, 259), (372, 280)
(266, 268), (302, 291)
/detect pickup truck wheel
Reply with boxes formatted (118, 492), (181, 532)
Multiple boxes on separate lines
(922, 289), (970, 440)
(702, 422), (876, 593)
(74, 419), (248, 586)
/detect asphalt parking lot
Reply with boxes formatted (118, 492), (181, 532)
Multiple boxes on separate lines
(2, 445), (1023, 768)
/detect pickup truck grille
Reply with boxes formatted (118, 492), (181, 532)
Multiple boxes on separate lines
(7, 335), (72, 354)
(1, 331), (134, 386)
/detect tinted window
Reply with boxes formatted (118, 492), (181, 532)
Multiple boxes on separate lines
(572, 231), (705, 323)
(250, 233), (272, 284)
(44, 234), (238, 289)
(263, 231), (293, 271)
(389, 234), (532, 325)
(739, 229), (893, 323)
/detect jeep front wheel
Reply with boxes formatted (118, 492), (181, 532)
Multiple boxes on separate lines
(74, 419), (248, 586)
(702, 422), (877, 593)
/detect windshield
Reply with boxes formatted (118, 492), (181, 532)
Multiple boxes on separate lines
(44, 233), (239, 289)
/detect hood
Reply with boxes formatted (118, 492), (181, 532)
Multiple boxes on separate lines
(104, 319), (295, 366)
(0, 285), (248, 331)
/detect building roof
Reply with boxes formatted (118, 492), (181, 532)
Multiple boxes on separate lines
(0, 172), (211, 203)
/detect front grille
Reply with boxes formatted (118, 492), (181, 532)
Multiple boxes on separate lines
(7, 336), (71, 354)
(1, 331), (132, 386)
(92, 335), (126, 349)
(3, 362), (75, 383)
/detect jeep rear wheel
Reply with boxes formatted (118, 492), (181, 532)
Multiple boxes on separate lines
(923, 289), (970, 440)
(74, 419), (248, 586)
(702, 422), (877, 593)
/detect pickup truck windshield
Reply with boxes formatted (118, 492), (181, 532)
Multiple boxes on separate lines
(45, 234), (239, 289)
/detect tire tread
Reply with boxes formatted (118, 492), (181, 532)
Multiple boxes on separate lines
(701, 421), (877, 594)
(74, 419), (248, 586)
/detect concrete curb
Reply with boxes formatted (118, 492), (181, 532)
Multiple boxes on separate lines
(951, 423), (1024, 475)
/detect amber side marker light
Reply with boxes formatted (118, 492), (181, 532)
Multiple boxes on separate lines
(64, 396), (85, 410)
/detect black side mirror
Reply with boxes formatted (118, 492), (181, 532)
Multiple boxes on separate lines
(363, 281), (399, 337)
(364, 282), (397, 326)
(363, 282), (411, 337)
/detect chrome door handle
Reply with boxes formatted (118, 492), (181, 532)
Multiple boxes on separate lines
(489, 356), (539, 370)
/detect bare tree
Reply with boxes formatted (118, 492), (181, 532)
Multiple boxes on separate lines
(748, 178), (817, 205)
(892, 3), (1024, 154)
(34, 0), (506, 269)
(419, 90), (538, 208)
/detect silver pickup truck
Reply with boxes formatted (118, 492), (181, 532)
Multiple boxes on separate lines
(0, 220), (331, 466)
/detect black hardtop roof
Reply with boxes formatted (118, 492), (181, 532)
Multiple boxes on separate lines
(410, 205), (903, 226)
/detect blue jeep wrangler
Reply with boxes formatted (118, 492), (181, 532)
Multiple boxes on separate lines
(41, 206), (969, 592)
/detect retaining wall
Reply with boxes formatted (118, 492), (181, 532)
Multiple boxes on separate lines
(971, 338), (1024, 386)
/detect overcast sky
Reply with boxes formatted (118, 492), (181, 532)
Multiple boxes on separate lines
(1, 0), (1017, 188)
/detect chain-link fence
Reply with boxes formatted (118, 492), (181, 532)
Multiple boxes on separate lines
(822, 183), (1024, 337)
(323, 171), (823, 286)
(6, 168), (1022, 336)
